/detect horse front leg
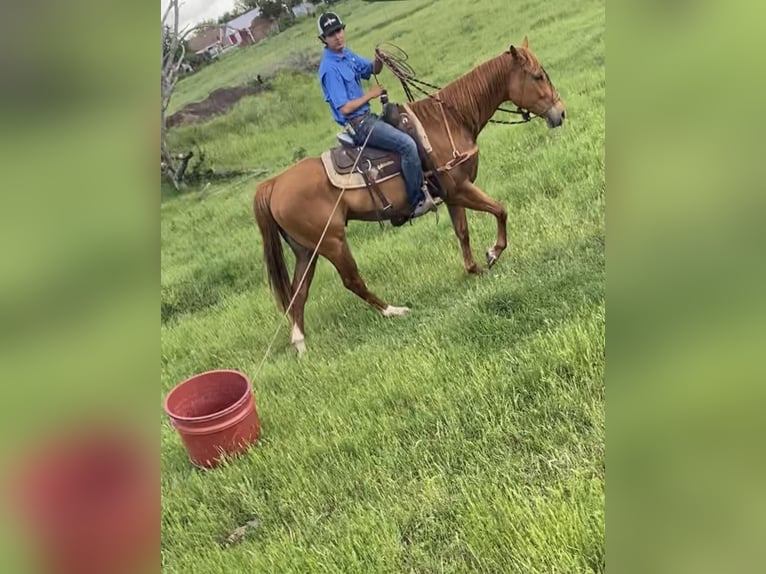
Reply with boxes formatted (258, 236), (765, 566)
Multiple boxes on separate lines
(446, 203), (483, 274)
(451, 180), (508, 268)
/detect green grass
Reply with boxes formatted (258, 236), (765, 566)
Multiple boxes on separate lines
(161, 0), (605, 571)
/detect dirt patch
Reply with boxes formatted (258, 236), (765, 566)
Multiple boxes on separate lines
(167, 82), (271, 128)
(167, 52), (321, 129)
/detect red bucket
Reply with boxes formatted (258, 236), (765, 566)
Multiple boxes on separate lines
(163, 370), (261, 468)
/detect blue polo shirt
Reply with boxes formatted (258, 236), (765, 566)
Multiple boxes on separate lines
(318, 47), (374, 126)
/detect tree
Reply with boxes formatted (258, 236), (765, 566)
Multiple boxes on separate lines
(161, 1), (212, 188)
(237, 0), (289, 20)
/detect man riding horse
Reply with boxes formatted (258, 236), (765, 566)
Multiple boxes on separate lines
(255, 25), (565, 355)
(316, 11), (437, 220)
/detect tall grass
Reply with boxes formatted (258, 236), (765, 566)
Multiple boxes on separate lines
(162, 0), (605, 571)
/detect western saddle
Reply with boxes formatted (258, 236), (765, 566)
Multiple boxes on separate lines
(319, 103), (438, 218)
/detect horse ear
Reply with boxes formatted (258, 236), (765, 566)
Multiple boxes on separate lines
(522, 36), (529, 48)
(509, 45), (518, 59)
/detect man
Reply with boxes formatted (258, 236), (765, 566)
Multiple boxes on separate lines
(316, 12), (436, 218)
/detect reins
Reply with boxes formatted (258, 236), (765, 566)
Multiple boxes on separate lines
(374, 43), (534, 126)
(399, 76), (533, 125)
(373, 43), (539, 172)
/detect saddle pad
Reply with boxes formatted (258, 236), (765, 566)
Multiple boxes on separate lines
(320, 147), (402, 190)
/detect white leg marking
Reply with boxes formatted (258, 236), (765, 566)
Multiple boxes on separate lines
(487, 248), (499, 267)
(291, 324), (306, 356)
(382, 305), (411, 317)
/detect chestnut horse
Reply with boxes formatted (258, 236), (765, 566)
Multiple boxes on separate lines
(254, 38), (565, 354)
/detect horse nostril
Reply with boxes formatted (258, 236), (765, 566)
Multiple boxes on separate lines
(561, 110), (566, 119)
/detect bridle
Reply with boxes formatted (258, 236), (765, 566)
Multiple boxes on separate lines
(373, 44), (560, 172)
(530, 65), (562, 120)
(393, 73), (535, 125)
(374, 44), (560, 126)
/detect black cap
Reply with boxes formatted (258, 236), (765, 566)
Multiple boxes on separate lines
(317, 12), (345, 37)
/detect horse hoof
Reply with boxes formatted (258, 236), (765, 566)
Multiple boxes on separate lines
(467, 264), (485, 275)
(382, 305), (411, 317)
(294, 340), (307, 356)
(486, 249), (499, 268)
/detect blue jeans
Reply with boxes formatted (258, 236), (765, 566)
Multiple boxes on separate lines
(349, 114), (424, 208)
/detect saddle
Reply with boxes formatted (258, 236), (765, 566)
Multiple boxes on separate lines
(326, 140), (401, 182)
(319, 136), (401, 208)
(319, 104), (437, 217)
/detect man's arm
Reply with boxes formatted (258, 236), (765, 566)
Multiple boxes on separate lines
(322, 67), (385, 119)
(353, 51), (382, 79)
(339, 84), (385, 116)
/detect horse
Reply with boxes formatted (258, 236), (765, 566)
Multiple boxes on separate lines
(254, 37), (565, 355)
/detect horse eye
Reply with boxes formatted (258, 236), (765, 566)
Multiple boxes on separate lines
(533, 73), (544, 81)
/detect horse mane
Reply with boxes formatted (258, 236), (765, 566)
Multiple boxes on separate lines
(409, 47), (539, 136)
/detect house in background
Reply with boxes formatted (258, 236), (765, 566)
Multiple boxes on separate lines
(187, 26), (227, 58)
(187, 3), (317, 59)
(222, 7), (262, 47)
(249, 16), (280, 42)
(187, 7), (262, 57)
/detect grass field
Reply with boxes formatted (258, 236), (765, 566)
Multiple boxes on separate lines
(161, 0), (605, 571)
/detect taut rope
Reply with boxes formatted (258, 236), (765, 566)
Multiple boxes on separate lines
(253, 126), (377, 378)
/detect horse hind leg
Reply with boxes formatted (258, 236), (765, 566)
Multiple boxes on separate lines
(284, 234), (318, 356)
(319, 233), (410, 318)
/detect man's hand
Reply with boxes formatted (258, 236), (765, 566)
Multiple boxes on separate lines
(366, 84), (385, 101)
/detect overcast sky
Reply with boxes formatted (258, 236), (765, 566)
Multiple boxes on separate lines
(161, 0), (239, 30)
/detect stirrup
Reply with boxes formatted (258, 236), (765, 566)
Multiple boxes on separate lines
(422, 182), (444, 205)
(411, 197), (436, 218)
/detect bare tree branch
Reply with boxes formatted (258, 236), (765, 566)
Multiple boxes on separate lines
(161, 1), (239, 190)
(161, 1), (175, 27)
(161, 0), (190, 189)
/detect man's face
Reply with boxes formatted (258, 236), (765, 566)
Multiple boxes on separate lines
(323, 28), (345, 52)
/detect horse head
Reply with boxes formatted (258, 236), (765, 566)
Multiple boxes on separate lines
(508, 36), (566, 128)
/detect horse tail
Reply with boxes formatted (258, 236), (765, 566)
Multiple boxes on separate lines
(254, 178), (291, 313)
